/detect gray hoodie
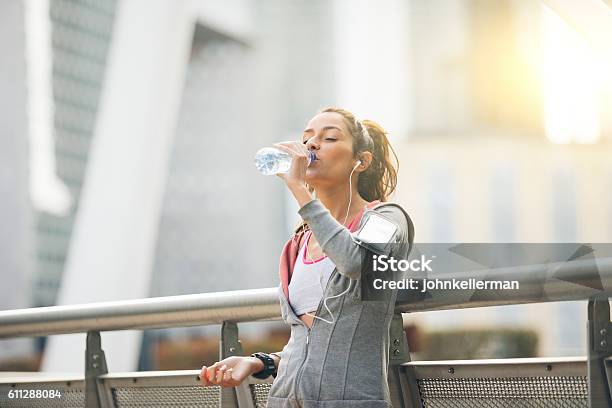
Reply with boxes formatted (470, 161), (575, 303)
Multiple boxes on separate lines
(265, 199), (414, 408)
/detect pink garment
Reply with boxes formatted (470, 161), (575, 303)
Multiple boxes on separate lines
(278, 200), (381, 303)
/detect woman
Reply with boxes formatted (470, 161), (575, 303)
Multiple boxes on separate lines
(200, 107), (414, 407)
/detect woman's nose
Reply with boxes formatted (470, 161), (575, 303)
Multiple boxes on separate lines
(306, 138), (319, 150)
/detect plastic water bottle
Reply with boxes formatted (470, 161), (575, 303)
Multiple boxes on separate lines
(254, 147), (316, 175)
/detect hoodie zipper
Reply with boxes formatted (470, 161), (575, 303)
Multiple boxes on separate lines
(284, 207), (367, 402)
(293, 267), (338, 402)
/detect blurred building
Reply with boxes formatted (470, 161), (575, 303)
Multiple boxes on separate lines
(34, 0), (117, 308)
(0, 0), (33, 362)
(395, 0), (612, 357)
(394, 137), (612, 356)
(0, 0), (117, 364)
(149, 1), (339, 335)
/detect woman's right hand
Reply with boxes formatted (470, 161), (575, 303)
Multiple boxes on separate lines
(199, 356), (263, 388)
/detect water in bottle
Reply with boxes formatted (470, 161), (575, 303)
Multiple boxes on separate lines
(254, 147), (316, 175)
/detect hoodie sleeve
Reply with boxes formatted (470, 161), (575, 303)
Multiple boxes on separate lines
(297, 199), (413, 280)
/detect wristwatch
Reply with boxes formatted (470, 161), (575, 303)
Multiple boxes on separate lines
(250, 352), (277, 379)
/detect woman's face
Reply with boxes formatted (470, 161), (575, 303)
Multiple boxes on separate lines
(301, 112), (357, 188)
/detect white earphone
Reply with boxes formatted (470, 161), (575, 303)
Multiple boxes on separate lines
(304, 157), (364, 325)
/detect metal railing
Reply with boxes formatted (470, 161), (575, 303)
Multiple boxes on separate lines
(2, 257), (610, 338)
(0, 257), (611, 407)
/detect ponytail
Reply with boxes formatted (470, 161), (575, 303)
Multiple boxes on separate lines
(320, 107), (398, 202)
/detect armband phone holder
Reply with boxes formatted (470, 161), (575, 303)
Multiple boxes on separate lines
(351, 211), (400, 255)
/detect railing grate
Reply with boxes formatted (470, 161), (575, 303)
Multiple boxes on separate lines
(111, 385), (220, 407)
(249, 383), (272, 408)
(417, 376), (588, 408)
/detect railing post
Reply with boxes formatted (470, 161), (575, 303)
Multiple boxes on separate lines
(587, 298), (612, 408)
(219, 321), (254, 408)
(388, 313), (422, 408)
(85, 331), (110, 408)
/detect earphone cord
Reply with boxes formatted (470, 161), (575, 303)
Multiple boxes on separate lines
(304, 162), (360, 324)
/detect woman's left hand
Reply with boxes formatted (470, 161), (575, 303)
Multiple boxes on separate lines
(273, 141), (310, 188)
(273, 141), (316, 208)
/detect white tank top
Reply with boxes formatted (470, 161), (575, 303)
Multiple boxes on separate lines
(288, 230), (336, 316)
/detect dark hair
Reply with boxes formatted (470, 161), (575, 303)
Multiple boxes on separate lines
(319, 107), (398, 202)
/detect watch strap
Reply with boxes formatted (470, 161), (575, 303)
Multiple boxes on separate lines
(251, 352), (277, 379)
